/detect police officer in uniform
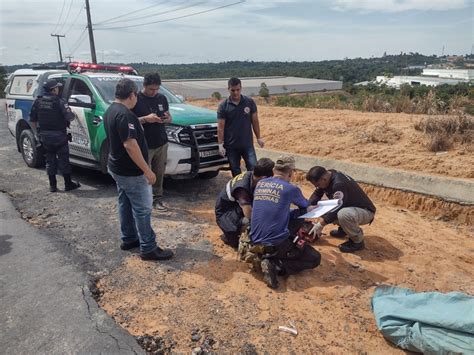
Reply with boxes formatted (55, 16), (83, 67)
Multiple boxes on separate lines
(30, 79), (80, 192)
(215, 158), (275, 248)
(306, 166), (376, 253)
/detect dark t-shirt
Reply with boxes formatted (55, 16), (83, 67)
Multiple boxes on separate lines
(104, 102), (148, 176)
(217, 95), (257, 149)
(309, 170), (376, 224)
(132, 92), (169, 149)
(250, 177), (309, 246)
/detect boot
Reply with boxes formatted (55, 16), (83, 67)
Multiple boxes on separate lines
(64, 174), (80, 191)
(261, 259), (279, 289)
(330, 227), (347, 238)
(48, 175), (57, 192)
(339, 239), (365, 253)
(140, 247), (174, 261)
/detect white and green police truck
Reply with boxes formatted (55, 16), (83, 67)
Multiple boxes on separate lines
(5, 63), (227, 179)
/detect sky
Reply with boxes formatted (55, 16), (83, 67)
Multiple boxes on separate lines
(0, 0), (472, 65)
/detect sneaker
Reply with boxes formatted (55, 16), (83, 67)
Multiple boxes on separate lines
(140, 247), (174, 261)
(153, 198), (168, 212)
(65, 181), (81, 191)
(220, 234), (239, 249)
(120, 239), (140, 250)
(339, 240), (365, 253)
(261, 259), (279, 289)
(330, 227), (347, 238)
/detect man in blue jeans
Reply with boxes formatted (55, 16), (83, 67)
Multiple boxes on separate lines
(104, 78), (173, 261)
(217, 77), (265, 176)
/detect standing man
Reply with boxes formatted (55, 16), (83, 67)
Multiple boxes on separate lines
(104, 78), (173, 261)
(306, 166), (376, 253)
(132, 73), (171, 212)
(215, 157), (275, 248)
(250, 156), (321, 289)
(30, 79), (80, 192)
(217, 77), (265, 177)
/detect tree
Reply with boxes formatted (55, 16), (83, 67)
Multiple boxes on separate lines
(0, 65), (7, 98)
(211, 91), (222, 100)
(259, 82), (270, 102)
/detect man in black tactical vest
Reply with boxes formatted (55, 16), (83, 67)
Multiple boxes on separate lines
(215, 158), (275, 248)
(30, 79), (80, 192)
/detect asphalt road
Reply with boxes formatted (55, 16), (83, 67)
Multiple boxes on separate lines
(0, 100), (227, 352)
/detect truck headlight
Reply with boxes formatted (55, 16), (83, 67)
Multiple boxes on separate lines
(165, 125), (191, 144)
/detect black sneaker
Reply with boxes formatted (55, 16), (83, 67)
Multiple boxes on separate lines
(330, 227), (347, 238)
(220, 234), (239, 249)
(120, 239), (140, 250)
(261, 259), (279, 289)
(65, 181), (81, 191)
(339, 240), (365, 253)
(153, 198), (168, 212)
(140, 247), (174, 261)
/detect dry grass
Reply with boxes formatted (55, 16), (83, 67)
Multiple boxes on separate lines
(355, 121), (403, 144)
(428, 134), (453, 152)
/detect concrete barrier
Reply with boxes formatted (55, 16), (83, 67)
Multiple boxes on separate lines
(256, 148), (474, 205)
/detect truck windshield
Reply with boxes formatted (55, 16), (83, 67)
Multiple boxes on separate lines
(90, 76), (183, 105)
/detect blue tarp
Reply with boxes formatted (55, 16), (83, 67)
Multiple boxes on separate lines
(371, 285), (474, 354)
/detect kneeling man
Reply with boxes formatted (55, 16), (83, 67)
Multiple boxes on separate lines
(215, 158), (275, 248)
(250, 156), (321, 289)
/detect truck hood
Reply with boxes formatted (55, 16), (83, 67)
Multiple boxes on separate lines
(168, 104), (217, 125)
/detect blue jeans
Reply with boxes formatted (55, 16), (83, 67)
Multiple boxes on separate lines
(226, 146), (257, 177)
(108, 170), (157, 253)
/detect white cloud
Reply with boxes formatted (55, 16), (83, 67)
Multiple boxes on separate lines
(331, 0), (469, 12)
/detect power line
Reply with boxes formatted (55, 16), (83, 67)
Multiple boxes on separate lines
(57, 0), (75, 34)
(68, 27), (87, 56)
(51, 0), (67, 34)
(95, 1), (201, 26)
(96, 0), (245, 30)
(64, 4), (85, 35)
(95, 0), (169, 25)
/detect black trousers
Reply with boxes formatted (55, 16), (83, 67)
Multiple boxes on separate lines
(40, 131), (71, 176)
(264, 238), (321, 275)
(215, 204), (244, 246)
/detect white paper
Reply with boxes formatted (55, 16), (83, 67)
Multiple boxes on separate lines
(298, 199), (341, 219)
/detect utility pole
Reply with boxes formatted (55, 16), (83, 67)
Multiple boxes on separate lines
(85, 0), (97, 63)
(51, 34), (65, 62)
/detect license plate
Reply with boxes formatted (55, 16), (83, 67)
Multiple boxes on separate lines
(199, 149), (219, 158)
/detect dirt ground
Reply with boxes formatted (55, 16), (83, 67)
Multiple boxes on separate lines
(96, 103), (473, 353)
(192, 99), (474, 180)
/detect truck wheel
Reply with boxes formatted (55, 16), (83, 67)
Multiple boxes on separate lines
(20, 130), (45, 168)
(198, 171), (219, 179)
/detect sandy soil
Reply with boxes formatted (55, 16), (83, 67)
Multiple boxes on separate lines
(97, 177), (474, 354)
(192, 99), (474, 180)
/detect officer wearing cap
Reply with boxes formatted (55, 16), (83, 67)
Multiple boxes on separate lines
(30, 79), (80, 192)
(249, 155), (321, 289)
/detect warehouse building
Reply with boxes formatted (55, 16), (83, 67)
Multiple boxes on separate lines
(163, 76), (342, 99)
(376, 68), (473, 88)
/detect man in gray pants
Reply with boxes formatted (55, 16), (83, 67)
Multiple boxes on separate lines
(305, 166), (376, 253)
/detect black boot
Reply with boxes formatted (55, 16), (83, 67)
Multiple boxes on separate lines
(261, 259), (279, 289)
(330, 227), (347, 238)
(48, 175), (57, 192)
(339, 240), (365, 253)
(64, 174), (80, 191)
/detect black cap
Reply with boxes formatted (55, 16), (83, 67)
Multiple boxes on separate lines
(43, 79), (62, 91)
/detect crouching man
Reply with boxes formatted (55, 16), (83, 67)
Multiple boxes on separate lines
(215, 158), (275, 248)
(250, 155), (321, 289)
(306, 166), (376, 253)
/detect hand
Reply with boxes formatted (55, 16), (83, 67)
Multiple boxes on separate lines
(257, 138), (265, 148)
(218, 143), (226, 157)
(161, 111), (171, 123)
(146, 113), (160, 123)
(309, 222), (324, 238)
(144, 169), (156, 185)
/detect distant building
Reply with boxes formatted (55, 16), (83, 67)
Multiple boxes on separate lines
(375, 68), (473, 88)
(163, 76), (343, 99)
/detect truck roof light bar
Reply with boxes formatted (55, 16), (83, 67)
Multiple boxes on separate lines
(67, 62), (138, 75)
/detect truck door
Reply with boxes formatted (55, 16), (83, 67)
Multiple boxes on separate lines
(64, 78), (96, 160)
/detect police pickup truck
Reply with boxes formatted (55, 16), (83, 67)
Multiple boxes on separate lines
(5, 62), (227, 178)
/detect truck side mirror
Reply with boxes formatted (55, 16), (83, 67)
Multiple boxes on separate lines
(69, 94), (96, 109)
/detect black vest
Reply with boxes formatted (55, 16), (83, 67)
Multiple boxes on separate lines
(36, 96), (67, 131)
(223, 171), (253, 203)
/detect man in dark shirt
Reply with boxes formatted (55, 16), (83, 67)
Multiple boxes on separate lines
(132, 73), (171, 212)
(215, 157), (275, 249)
(30, 79), (80, 192)
(104, 78), (173, 261)
(217, 77), (265, 177)
(306, 166), (376, 253)
(250, 156), (321, 289)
